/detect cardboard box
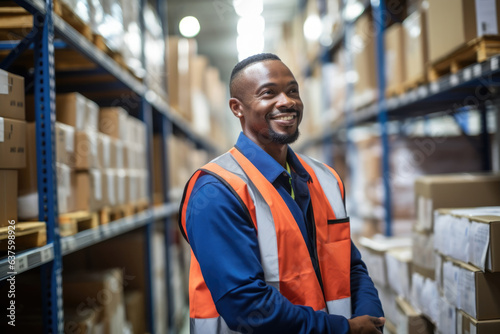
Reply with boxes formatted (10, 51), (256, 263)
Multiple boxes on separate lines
(353, 13), (378, 108)
(0, 117), (26, 169)
(410, 271), (440, 323)
(75, 130), (99, 170)
(444, 258), (500, 320)
(56, 163), (75, 215)
(18, 122), (37, 196)
(358, 236), (412, 287)
(457, 309), (500, 334)
(177, 38), (197, 121)
(153, 134), (165, 204)
(427, 0), (500, 63)
(0, 170), (17, 227)
(385, 248), (412, 300)
(403, 8), (428, 83)
(412, 229), (435, 279)
(435, 207), (500, 272)
(124, 290), (146, 334)
(438, 296), (457, 334)
(166, 36), (180, 109)
(102, 169), (117, 207)
(63, 268), (125, 334)
(116, 169), (126, 205)
(55, 122), (75, 167)
(415, 173), (500, 231)
(99, 107), (128, 141)
(0, 69), (25, 120)
(74, 170), (103, 212)
(112, 139), (124, 169)
(56, 93), (89, 130)
(385, 23), (406, 92)
(98, 133), (112, 169)
(395, 296), (435, 334)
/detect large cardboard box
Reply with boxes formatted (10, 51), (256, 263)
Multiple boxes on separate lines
(75, 130), (99, 170)
(56, 93), (97, 131)
(427, 0), (500, 63)
(435, 207), (500, 272)
(0, 117), (26, 169)
(74, 170), (103, 212)
(0, 170), (17, 227)
(177, 38), (197, 121)
(353, 13), (378, 108)
(415, 173), (500, 232)
(166, 36), (180, 109)
(99, 107), (128, 141)
(56, 163), (76, 214)
(18, 122), (37, 196)
(386, 248), (412, 300)
(63, 268), (125, 334)
(403, 8), (428, 83)
(0, 69), (25, 120)
(457, 309), (500, 334)
(55, 122), (75, 167)
(102, 169), (117, 207)
(385, 23), (406, 93)
(395, 296), (435, 334)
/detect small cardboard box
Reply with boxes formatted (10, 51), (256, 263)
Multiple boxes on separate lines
(97, 133), (112, 169)
(74, 170), (103, 212)
(415, 173), (500, 231)
(386, 248), (412, 300)
(99, 107), (128, 141)
(457, 309), (500, 334)
(75, 130), (99, 170)
(0, 117), (26, 169)
(0, 69), (25, 120)
(0, 170), (18, 227)
(412, 229), (435, 279)
(395, 296), (434, 334)
(56, 93), (88, 130)
(55, 122), (75, 167)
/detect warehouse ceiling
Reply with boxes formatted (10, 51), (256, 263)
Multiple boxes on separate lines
(166, 0), (301, 85)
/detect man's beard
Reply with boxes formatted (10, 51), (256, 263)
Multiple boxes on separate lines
(269, 127), (300, 144)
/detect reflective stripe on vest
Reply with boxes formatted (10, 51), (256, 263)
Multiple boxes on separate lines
(179, 148), (351, 333)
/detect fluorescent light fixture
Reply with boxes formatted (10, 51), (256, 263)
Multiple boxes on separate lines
(179, 16), (200, 38)
(344, 0), (364, 21)
(233, 0), (263, 17)
(237, 34), (264, 60)
(237, 16), (265, 35)
(303, 14), (322, 41)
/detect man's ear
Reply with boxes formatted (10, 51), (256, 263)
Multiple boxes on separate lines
(229, 97), (243, 118)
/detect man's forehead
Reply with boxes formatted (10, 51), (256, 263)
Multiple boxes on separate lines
(241, 60), (294, 81)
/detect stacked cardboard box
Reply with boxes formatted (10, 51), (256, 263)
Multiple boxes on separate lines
(1, 69), (26, 226)
(403, 1), (428, 85)
(427, 0), (500, 65)
(385, 23), (406, 95)
(411, 174), (500, 332)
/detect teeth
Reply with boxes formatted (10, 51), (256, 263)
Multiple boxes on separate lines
(276, 115), (294, 121)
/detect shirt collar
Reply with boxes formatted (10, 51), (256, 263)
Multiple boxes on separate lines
(234, 132), (311, 184)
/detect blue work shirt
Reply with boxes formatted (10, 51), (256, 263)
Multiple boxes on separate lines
(185, 132), (384, 333)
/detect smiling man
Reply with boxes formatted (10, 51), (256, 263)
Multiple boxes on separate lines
(179, 53), (385, 333)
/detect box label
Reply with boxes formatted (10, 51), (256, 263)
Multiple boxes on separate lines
(476, 0), (498, 35)
(470, 221), (490, 271)
(0, 117), (3, 142)
(0, 70), (7, 94)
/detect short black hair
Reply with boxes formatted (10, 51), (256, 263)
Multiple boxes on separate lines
(230, 53), (281, 97)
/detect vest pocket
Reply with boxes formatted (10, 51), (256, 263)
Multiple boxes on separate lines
(326, 217), (350, 243)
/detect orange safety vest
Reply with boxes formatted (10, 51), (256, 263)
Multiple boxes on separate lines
(179, 147), (351, 333)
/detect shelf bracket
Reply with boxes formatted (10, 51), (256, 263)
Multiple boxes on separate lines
(0, 28), (40, 70)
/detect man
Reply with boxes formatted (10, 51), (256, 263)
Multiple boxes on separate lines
(179, 53), (384, 333)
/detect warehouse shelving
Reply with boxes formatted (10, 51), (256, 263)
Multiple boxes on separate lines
(0, 0), (213, 333)
(299, 0), (499, 236)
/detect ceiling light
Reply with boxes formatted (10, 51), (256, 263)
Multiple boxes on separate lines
(179, 16), (200, 38)
(237, 16), (265, 35)
(237, 34), (264, 60)
(233, 0), (263, 17)
(344, 1), (364, 21)
(303, 15), (322, 41)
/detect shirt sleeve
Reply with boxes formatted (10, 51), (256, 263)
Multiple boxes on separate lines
(186, 175), (351, 334)
(350, 241), (385, 318)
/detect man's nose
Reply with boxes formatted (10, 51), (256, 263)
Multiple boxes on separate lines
(276, 92), (295, 109)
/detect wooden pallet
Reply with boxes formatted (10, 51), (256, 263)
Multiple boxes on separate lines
(53, 0), (92, 41)
(59, 211), (99, 237)
(99, 206), (127, 225)
(0, 222), (47, 250)
(428, 36), (500, 81)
